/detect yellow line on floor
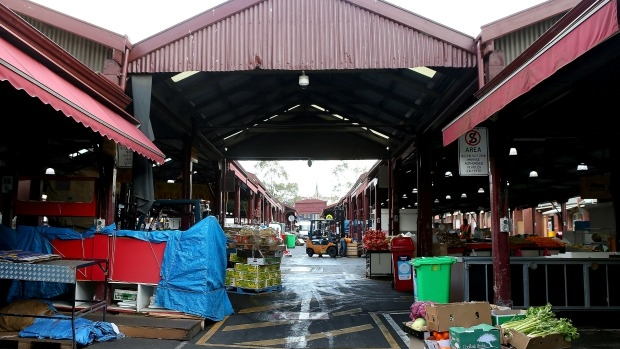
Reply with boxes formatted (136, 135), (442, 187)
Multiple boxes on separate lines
(236, 324), (374, 346)
(332, 307), (362, 316)
(370, 312), (401, 349)
(222, 320), (296, 331)
(236, 301), (298, 313)
(195, 316), (228, 345)
(201, 343), (283, 349)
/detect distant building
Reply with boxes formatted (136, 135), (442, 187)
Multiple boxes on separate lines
(294, 198), (327, 220)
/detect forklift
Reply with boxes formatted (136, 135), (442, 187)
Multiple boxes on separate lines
(305, 218), (345, 258)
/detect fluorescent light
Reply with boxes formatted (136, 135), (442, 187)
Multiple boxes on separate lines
(171, 71), (199, 82)
(409, 66), (436, 78)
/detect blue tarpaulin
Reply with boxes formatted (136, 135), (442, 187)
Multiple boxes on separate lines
(19, 315), (123, 345)
(0, 217), (233, 321)
(156, 216), (234, 321)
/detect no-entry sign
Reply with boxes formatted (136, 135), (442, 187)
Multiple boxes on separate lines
(458, 127), (489, 176)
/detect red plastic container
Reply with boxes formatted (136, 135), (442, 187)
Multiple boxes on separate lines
(390, 236), (416, 292)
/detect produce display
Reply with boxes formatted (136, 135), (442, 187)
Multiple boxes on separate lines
(435, 231), (465, 248)
(500, 303), (580, 342)
(362, 229), (389, 250)
(225, 226), (283, 246)
(404, 301), (579, 349)
(509, 235), (566, 249)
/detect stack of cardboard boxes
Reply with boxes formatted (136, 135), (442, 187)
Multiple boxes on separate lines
(406, 302), (571, 349)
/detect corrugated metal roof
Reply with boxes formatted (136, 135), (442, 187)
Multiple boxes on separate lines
(128, 0), (476, 73)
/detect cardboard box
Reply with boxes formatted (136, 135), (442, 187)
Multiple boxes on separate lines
(408, 334), (426, 349)
(432, 243), (448, 256)
(507, 329), (571, 349)
(423, 338), (450, 349)
(113, 289), (138, 301)
(450, 324), (501, 349)
(491, 309), (527, 326)
(425, 302), (492, 332)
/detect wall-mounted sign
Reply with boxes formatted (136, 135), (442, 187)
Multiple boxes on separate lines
(117, 145), (134, 168)
(458, 127), (489, 176)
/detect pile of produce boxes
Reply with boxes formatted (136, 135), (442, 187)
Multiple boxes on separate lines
(403, 302), (577, 349)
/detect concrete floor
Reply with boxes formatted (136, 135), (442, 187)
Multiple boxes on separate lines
(87, 243), (619, 349)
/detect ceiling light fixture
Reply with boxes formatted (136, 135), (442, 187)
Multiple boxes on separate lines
(412, 188), (418, 193)
(434, 199), (439, 203)
(445, 195), (451, 200)
(445, 171), (453, 177)
(478, 187), (485, 194)
(461, 193), (467, 198)
(529, 170), (538, 178)
(402, 194), (407, 198)
(509, 147), (518, 156)
(45, 168), (55, 175)
(307, 159), (313, 167)
(577, 163), (588, 171)
(299, 71), (309, 89)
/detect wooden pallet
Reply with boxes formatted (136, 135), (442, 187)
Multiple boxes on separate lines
(0, 332), (73, 349)
(83, 313), (203, 341)
(226, 284), (283, 295)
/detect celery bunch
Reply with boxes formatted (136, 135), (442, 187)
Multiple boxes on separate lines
(500, 304), (580, 342)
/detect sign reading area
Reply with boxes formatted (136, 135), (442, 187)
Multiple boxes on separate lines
(458, 127), (489, 176)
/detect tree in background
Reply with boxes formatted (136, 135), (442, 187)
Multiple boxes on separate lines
(326, 162), (369, 203)
(254, 161), (300, 205)
(249, 160), (375, 205)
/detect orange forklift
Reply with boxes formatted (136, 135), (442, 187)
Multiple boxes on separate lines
(305, 218), (345, 258)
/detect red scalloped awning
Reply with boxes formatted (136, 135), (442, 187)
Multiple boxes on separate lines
(442, 0), (619, 146)
(0, 36), (165, 164)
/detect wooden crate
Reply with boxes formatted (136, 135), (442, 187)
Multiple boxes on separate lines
(346, 242), (361, 257)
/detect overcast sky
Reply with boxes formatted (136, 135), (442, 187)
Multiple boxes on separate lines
(30, 0), (549, 197)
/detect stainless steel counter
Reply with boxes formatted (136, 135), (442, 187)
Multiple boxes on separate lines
(449, 256), (620, 310)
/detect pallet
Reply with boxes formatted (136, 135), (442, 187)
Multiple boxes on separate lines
(226, 285), (283, 295)
(0, 332), (73, 349)
(83, 313), (203, 341)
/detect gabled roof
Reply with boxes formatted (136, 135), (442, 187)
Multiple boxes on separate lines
(2, 0), (130, 52)
(128, 0), (476, 72)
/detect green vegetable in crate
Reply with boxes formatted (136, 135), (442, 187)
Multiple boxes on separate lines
(500, 304), (579, 342)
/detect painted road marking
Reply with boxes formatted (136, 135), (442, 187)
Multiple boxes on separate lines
(196, 310), (403, 348)
(269, 311), (329, 320)
(370, 312), (402, 349)
(332, 308), (362, 316)
(236, 324), (373, 346)
(222, 320), (296, 331)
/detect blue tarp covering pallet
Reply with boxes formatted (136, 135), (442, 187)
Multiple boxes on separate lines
(155, 216), (234, 320)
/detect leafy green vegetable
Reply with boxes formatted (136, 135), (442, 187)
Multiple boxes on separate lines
(500, 304), (579, 342)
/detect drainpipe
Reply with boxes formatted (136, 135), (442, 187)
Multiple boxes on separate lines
(476, 38), (485, 89)
(120, 46), (130, 91)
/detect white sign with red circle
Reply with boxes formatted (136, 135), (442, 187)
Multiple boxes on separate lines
(458, 127), (489, 176)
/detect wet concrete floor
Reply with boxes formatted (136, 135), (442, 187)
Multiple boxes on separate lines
(90, 243), (619, 349)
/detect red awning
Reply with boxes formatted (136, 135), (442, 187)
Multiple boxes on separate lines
(0, 36), (165, 164)
(442, 0), (619, 146)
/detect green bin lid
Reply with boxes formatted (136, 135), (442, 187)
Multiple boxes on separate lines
(409, 256), (457, 266)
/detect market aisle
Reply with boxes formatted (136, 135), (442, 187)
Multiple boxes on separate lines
(87, 244), (620, 349)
